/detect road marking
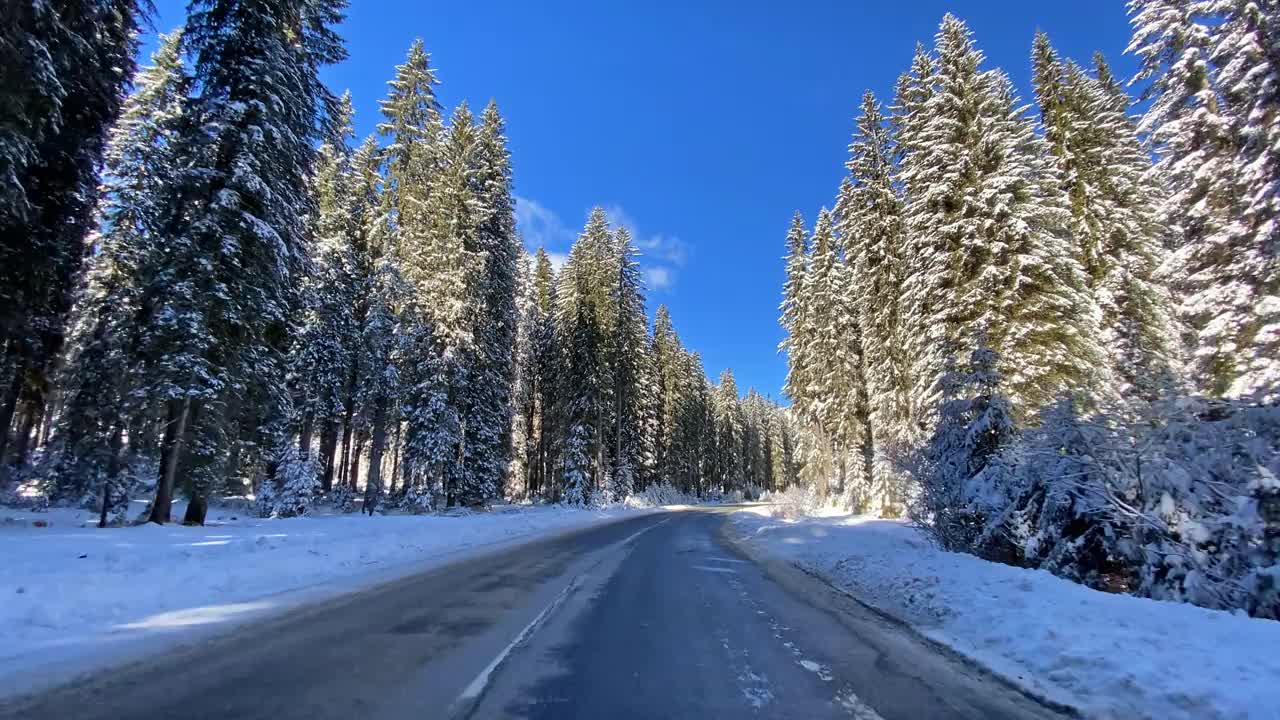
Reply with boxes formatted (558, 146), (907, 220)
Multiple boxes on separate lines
(618, 516), (671, 545)
(455, 573), (583, 708)
(692, 565), (739, 574)
(453, 516), (670, 715)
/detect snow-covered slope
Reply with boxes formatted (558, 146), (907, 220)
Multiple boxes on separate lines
(0, 502), (657, 698)
(730, 507), (1280, 720)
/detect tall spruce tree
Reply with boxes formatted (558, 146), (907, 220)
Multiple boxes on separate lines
(837, 91), (910, 511)
(899, 15), (1104, 432)
(464, 100), (519, 503)
(138, 0), (347, 524)
(0, 0), (146, 468)
(1129, 0), (1280, 400)
(51, 30), (188, 504)
(1032, 34), (1182, 400)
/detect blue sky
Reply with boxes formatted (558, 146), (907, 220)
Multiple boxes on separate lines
(141, 0), (1136, 400)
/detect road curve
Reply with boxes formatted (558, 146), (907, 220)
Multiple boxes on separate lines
(0, 508), (1068, 720)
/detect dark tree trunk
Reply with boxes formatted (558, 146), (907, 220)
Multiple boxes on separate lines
(149, 397), (191, 524)
(364, 401), (387, 515)
(0, 367), (23, 464)
(298, 412), (314, 460)
(10, 397), (41, 467)
(98, 425), (125, 528)
(182, 496), (208, 526)
(388, 421), (401, 496)
(179, 399), (209, 526)
(348, 432), (364, 491)
(319, 419), (338, 492)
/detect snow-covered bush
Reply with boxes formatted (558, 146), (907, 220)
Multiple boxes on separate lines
(327, 482), (357, 513)
(906, 347), (1017, 555)
(257, 448), (319, 518)
(984, 397), (1280, 617)
(625, 482), (698, 508)
(401, 480), (434, 514)
(760, 483), (825, 519)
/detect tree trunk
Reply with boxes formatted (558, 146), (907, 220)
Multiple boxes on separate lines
(364, 400), (387, 515)
(348, 431), (364, 492)
(181, 399), (209, 526)
(0, 367), (23, 464)
(98, 425), (125, 528)
(10, 396), (41, 467)
(298, 412), (314, 461)
(388, 421), (401, 496)
(319, 419), (338, 493)
(149, 397), (191, 524)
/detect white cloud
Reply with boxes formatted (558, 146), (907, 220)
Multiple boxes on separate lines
(643, 266), (675, 291)
(603, 203), (687, 293)
(517, 197), (686, 291)
(514, 195), (575, 251)
(603, 204), (689, 268)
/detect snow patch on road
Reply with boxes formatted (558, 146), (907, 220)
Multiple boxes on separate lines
(731, 507), (1280, 720)
(797, 659), (833, 682)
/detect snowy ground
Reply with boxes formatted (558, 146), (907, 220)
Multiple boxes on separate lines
(0, 500), (662, 698)
(729, 506), (1280, 720)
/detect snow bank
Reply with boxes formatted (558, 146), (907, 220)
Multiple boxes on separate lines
(0, 501), (658, 696)
(730, 507), (1280, 720)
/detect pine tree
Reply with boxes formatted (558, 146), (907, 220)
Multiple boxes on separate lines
(779, 213), (812, 422)
(1129, 0), (1280, 400)
(650, 305), (682, 485)
(1032, 34), (1182, 400)
(555, 209), (614, 501)
(464, 100), (519, 503)
(712, 368), (745, 493)
(0, 0), (145, 468)
(138, 0), (347, 524)
(51, 31), (188, 502)
(527, 247), (560, 499)
(838, 91), (910, 512)
(899, 15), (1105, 433)
(606, 227), (649, 500)
(289, 92), (357, 478)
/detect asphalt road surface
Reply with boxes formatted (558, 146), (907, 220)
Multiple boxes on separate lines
(0, 508), (1069, 720)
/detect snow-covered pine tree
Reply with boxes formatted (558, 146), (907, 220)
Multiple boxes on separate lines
(555, 209), (614, 501)
(464, 100), (520, 504)
(527, 247), (560, 499)
(138, 0), (347, 524)
(712, 369), (745, 494)
(507, 251), (536, 499)
(890, 43), (936, 165)
(420, 104), (487, 506)
(899, 15), (1105, 435)
(51, 31), (188, 503)
(377, 39), (443, 222)
(1129, 0), (1280, 400)
(838, 91), (910, 513)
(908, 344), (1016, 553)
(289, 92), (357, 476)
(650, 304), (682, 485)
(778, 212), (810, 409)
(814, 209), (872, 504)
(0, 0), (145, 469)
(606, 227), (649, 501)
(1032, 34), (1182, 400)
